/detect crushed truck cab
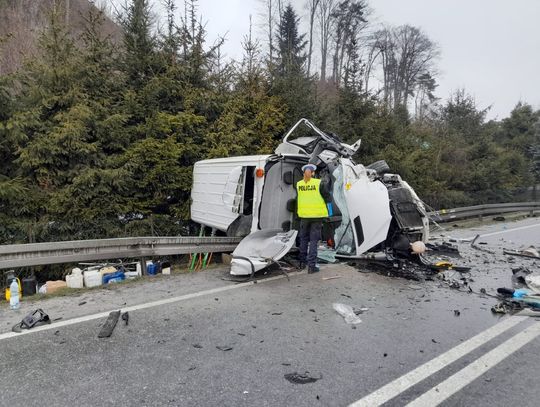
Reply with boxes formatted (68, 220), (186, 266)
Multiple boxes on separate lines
(191, 119), (429, 276)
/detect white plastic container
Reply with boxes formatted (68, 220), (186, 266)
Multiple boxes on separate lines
(84, 269), (102, 288)
(162, 266), (171, 275)
(125, 271), (139, 279)
(66, 273), (84, 289)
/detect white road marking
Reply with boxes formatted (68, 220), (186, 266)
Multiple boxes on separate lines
(465, 221), (540, 240)
(407, 321), (540, 407)
(0, 272), (303, 341)
(349, 316), (527, 407)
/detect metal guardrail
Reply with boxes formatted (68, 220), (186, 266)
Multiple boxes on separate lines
(0, 202), (538, 270)
(0, 236), (241, 270)
(428, 201), (540, 223)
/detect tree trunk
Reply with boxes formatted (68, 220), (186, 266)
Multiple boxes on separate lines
(307, 0), (319, 76)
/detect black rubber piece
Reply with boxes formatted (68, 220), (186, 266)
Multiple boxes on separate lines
(286, 198), (296, 212)
(98, 310), (121, 338)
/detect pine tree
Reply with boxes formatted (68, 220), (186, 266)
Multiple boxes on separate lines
(270, 4), (317, 126)
(117, 0), (158, 88)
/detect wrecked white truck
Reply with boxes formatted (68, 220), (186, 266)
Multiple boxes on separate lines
(191, 119), (429, 276)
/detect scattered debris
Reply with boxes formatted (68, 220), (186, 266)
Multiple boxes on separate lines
(448, 281), (460, 289)
(493, 216), (506, 221)
(491, 302), (509, 314)
(322, 276), (342, 281)
(454, 310), (461, 317)
(284, 372), (321, 384)
(332, 303), (362, 324)
(353, 307), (369, 315)
(503, 247), (540, 259)
(216, 345), (233, 351)
(97, 310), (121, 338)
(271, 312), (283, 316)
(491, 299), (524, 314)
(340, 293), (352, 299)
(121, 312), (129, 326)
(426, 242), (460, 256)
(512, 267), (532, 285)
(192, 344), (203, 349)
(431, 339), (438, 344)
(12, 309), (51, 333)
(471, 235), (495, 254)
(383, 353), (388, 357)
(521, 246), (539, 258)
(497, 287), (514, 297)
(525, 274), (540, 294)
(78, 301), (87, 306)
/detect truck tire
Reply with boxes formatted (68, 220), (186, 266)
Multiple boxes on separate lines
(366, 160), (390, 175)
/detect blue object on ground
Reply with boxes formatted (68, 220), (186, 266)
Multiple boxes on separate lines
(147, 263), (157, 275)
(103, 271), (126, 284)
(513, 288), (530, 298)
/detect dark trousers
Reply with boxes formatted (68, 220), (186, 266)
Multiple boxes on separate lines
(299, 218), (322, 267)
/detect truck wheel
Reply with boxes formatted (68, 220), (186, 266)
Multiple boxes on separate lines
(366, 160), (390, 174)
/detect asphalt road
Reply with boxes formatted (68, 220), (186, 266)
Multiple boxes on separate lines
(0, 217), (539, 406)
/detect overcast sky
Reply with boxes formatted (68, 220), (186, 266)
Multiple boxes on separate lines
(137, 0), (540, 120)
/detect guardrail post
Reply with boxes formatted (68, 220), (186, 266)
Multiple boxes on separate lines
(140, 257), (147, 276)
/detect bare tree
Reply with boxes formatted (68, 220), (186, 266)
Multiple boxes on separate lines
(317, 0), (337, 82)
(369, 24), (439, 111)
(258, 0), (278, 62)
(329, 0), (367, 86)
(305, 0), (320, 76)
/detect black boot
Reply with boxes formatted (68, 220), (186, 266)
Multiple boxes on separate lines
(308, 265), (320, 274)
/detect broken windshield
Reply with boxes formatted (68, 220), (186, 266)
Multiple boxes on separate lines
(332, 164), (354, 255)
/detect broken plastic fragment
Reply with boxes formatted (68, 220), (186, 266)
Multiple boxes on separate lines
(525, 274), (540, 294)
(284, 372), (321, 384)
(332, 303), (362, 324)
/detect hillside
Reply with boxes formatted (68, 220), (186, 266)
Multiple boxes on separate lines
(0, 0), (121, 75)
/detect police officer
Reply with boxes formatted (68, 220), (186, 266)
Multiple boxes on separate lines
(296, 164), (331, 273)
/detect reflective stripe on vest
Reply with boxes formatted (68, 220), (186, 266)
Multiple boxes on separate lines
(296, 178), (328, 218)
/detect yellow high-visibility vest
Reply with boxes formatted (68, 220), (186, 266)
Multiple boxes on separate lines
(296, 178), (328, 218)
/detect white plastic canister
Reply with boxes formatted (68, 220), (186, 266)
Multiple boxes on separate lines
(66, 273), (84, 289)
(84, 269), (102, 288)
